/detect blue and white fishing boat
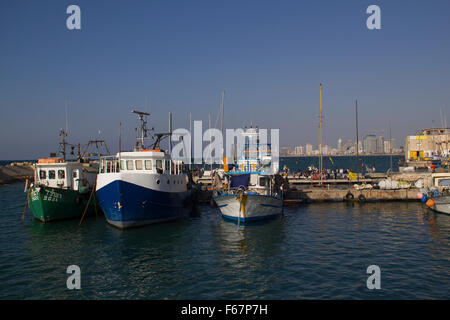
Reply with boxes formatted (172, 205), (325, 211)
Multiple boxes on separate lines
(213, 128), (283, 223)
(96, 110), (192, 228)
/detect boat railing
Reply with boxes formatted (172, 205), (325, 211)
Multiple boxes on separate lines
(222, 183), (276, 195)
(99, 155), (120, 174)
(229, 165), (273, 175)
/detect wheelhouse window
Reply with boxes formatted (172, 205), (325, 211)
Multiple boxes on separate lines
(39, 170), (46, 179)
(259, 177), (267, 187)
(106, 161), (111, 173)
(170, 162), (175, 175)
(58, 170), (65, 179)
(145, 160), (152, 170)
(126, 160), (134, 170)
(48, 170), (56, 179)
(156, 160), (163, 174)
(120, 160), (125, 170)
(135, 160), (143, 170)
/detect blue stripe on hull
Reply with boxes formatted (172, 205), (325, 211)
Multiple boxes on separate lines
(96, 180), (191, 228)
(221, 213), (280, 223)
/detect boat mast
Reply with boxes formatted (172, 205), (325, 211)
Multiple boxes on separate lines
(119, 122), (122, 165)
(221, 91), (225, 168)
(209, 113), (212, 172)
(169, 112), (172, 154)
(319, 84), (323, 185)
(132, 110), (150, 151)
(355, 99), (359, 182)
(59, 128), (68, 161)
(221, 91), (225, 137)
(389, 120), (393, 172)
(189, 112), (192, 170)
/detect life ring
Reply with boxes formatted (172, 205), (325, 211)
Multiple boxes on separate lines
(344, 192), (354, 201)
(358, 194), (366, 202)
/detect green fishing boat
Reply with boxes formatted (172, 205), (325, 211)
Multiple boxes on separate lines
(28, 162), (98, 222)
(26, 129), (108, 223)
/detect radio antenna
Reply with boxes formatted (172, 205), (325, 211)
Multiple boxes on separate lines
(132, 110), (150, 150)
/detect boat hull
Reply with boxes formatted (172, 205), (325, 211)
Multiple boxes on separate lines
(429, 196), (450, 215)
(214, 193), (283, 223)
(28, 186), (96, 222)
(96, 179), (191, 229)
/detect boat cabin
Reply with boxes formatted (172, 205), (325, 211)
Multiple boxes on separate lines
(34, 158), (96, 191)
(99, 151), (185, 176)
(228, 173), (273, 195)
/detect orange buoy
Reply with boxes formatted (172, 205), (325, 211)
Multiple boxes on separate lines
(426, 199), (435, 207)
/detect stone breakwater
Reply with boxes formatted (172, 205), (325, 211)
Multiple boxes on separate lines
(0, 162), (34, 185)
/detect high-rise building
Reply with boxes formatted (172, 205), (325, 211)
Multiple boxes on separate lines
(337, 138), (343, 153)
(384, 140), (391, 153)
(363, 135), (377, 153)
(343, 139), (353, 154)
(280, 147), (291, 157)
(377, 136), (385, 153)
(295, 146), (304, 155)
(384, 139), (396, 153)
(305, 144), (313, 155)
(358, 141), (363, 153)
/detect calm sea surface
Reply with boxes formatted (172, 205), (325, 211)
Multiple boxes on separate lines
(0, 182), (449, 299)
(280, 155), (404, 173)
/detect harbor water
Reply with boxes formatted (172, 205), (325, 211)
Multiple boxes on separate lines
(280, 155), (404, 173)
(0, 182), (449, 299)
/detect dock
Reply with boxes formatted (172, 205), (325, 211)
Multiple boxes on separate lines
(0, 161), (437, 204)
(192, 171), (435, 204)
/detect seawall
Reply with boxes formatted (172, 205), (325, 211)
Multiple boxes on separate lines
(0, 163), (34, 185)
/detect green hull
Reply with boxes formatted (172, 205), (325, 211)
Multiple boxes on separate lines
(28, 185), (98, 223)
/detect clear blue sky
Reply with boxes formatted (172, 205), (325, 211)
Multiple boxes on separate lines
(1, 0), (449, 159)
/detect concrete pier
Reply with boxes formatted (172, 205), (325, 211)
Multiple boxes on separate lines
(193, 173), (431, 204)
(285, 187), (420, 203)
(0, 163), (34, 185)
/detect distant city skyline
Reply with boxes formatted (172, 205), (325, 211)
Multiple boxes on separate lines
(281, 133), (401, 156)
(1, 1), (450, 159)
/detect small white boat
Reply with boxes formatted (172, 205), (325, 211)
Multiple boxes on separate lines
(426, 195), (450, 215)
(213, 127), (283, 223)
